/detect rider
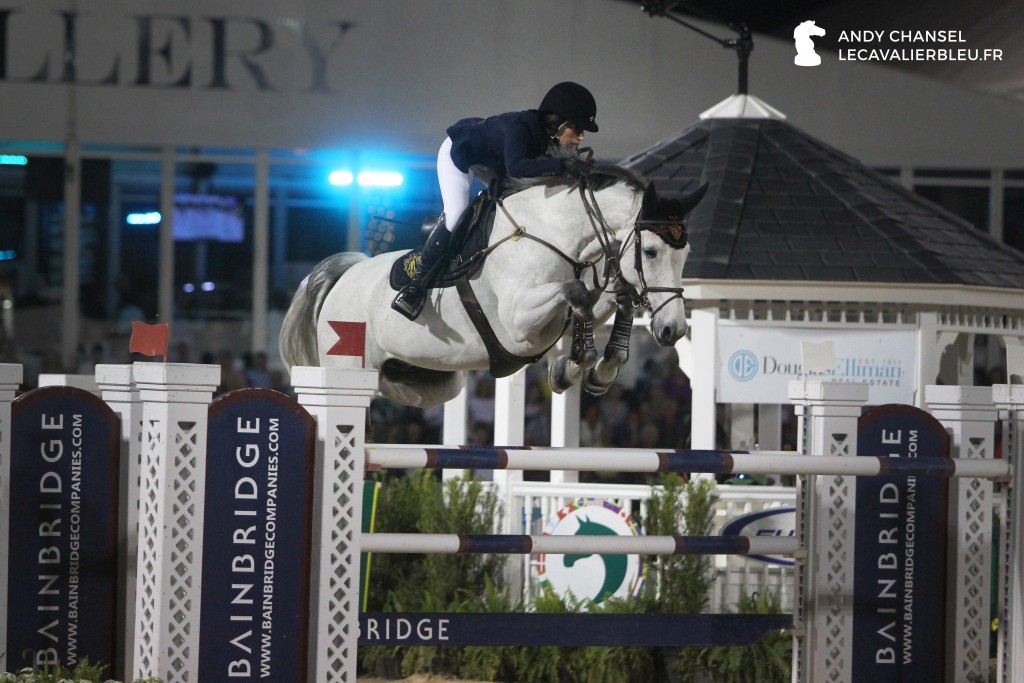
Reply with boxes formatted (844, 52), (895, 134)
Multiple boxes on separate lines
(391, 81), (599, 320)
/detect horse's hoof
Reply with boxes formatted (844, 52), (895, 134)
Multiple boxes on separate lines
(583, 368), (612, 396)
(548, 356), (574, 394)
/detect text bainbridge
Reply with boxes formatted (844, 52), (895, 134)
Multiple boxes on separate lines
(873, 428), (918, 666)
(35, 412), (85, 669)
(227, 416), (280, 679)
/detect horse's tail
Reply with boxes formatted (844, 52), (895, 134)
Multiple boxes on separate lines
(279, 252), (369, 370)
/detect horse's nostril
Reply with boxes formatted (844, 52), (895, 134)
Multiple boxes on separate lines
(660, 326), (673, 342)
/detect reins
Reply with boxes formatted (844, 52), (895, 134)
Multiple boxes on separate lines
(455, 174), (687, 319)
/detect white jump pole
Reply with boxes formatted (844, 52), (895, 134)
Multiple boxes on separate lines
(361, 533), (801, 557)
(365, 446), (1009, 480)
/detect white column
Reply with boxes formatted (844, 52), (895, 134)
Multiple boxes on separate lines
(158, 147), (175, 327)
(443, 385), (468, 445)
(758, 404), (782, 451)
(788, 380), (868, 683)
(927, 385), (997, 683)
(442, 384), (468, 481)
(993, 383), (1024, 683)
(0, 363), (24, 660)
(61, 139), (82, 368)
(252, 149), (270, 352)
(293, 365), (377, 683)
(96, 364), (143, 680)
(131, 362), (219, 682)
(730, 403), (755, 450)
(549, 382), (580, 483)
(494, 369), (526, 599)
(915, 311), (956, 408)
(689, 307), (719, 450)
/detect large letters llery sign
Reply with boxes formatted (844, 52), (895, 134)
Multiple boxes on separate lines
(853, 405), (950, 682)
(199, 389), (316, 682)
(6, 387), (120, 671)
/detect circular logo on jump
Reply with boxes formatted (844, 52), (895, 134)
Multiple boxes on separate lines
(535, 498), (645, 607)
(728, 349), (759, 382)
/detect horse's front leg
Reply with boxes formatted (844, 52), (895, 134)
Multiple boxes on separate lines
(548, 317), (598, 394)
(582, 304), (633, 396)
(504, 280), (592, 343)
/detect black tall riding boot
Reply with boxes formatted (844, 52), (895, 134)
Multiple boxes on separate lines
(392, 216), (451, 320)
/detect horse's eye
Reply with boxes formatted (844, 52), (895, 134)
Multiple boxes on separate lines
(643, 247), (657, 259)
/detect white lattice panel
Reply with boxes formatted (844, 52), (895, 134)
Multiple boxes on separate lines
(131, 363), (217, 683)
(293, 366), (376, 683)
(789, 381), (865, 683)
(134, 417), (164, 676)
(927, 385), (996, 683)
(993, 384), (1024, 683)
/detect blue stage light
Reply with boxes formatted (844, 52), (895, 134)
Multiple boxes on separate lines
(329, 170), (354, 186)
(358, 171), (403, 187)
(127, 211), (162, 225)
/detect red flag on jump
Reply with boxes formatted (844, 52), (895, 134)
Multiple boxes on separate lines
(130, 321), (170, 359)
(327, 321), (366, 367)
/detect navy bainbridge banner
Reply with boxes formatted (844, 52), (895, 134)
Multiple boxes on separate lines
(200, 389), (315, 683)
(8, 387), (120, 671)
(854, 405), (950, 683)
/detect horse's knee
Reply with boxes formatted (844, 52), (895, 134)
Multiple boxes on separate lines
(561, 280), (594, 321)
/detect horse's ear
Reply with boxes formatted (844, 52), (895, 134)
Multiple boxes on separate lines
(641, 182), (660, 218)
(677, 181), (709, 216)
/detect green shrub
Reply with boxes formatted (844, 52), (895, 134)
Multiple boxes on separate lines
(358, 471), (778, 683)
(359, 470), (507, 677)
(672, 591), (791, 683)
(639, 475), (719, 614)
(0, 658), (162, 683)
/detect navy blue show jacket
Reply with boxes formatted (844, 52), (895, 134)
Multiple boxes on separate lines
(446, 110), (564, 179)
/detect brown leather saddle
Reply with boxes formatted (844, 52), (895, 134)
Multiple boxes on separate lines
(388, 192), (497, 291)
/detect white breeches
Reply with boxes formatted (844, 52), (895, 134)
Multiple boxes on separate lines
(437, 137), (493, 232)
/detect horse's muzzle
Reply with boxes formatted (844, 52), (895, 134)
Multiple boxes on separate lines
(654, 320), (686, 346)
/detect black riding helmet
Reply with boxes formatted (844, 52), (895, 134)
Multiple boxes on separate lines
(539, 82), (598, 132)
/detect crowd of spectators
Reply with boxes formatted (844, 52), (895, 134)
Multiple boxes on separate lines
(3, 329), (291, 397)
(368, 346), (695, 452)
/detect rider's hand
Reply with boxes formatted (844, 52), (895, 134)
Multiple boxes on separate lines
(563, 158), (590, 179)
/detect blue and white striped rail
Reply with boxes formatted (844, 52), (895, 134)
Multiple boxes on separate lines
(365, 445), (1011, 480)
(360, 533), (801, 557)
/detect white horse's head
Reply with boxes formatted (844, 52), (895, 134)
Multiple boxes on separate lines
(614, 179), (707, 346)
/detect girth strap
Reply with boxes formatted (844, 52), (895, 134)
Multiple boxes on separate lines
(455, 276), (547, 378)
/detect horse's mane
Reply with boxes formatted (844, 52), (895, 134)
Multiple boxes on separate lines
(500, 146), (644, 197)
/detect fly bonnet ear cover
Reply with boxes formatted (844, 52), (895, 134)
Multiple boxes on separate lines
(639, 182), (709, 247)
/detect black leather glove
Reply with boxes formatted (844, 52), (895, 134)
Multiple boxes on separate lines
(563, 158), (590, 179)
